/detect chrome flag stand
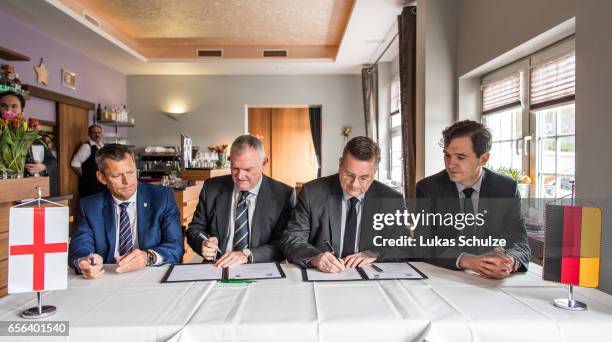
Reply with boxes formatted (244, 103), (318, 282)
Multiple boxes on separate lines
(552, 181), (587, 311)
(13, 186), (66, 319)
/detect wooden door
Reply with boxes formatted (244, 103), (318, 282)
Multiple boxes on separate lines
(247, 108), (272, 176)
(57, 103), (89, 235)
(248, 107), (317, 187)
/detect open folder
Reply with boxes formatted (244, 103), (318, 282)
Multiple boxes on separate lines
(302, 262), (427, 282)
(161, 262), (286, 283)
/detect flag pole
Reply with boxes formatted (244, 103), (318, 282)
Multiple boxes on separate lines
(553, 180), (587, 311)
(20, 186), (57, 319)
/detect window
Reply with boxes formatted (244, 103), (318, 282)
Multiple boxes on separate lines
(481, 38), (575, 198)
(389, 74), (403, 188)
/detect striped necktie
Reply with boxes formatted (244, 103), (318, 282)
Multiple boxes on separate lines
(118, 202), (133, 256)
(233, 191), (251, 251)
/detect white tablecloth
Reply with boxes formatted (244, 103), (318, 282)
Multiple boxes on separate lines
(1, 263), (611, 342)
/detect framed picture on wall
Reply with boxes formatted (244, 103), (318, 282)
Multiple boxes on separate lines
(61, 69), (76, 90)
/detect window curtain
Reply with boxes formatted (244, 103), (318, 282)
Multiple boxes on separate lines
(308, 106), (322, 178)
(398, 6), (417, 198)
(361, 64), (379, 142)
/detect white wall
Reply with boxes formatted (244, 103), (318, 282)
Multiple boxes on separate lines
(127, 75), (364, 177)
(575, 0), (612, 294)
(416, 0), (457, 179)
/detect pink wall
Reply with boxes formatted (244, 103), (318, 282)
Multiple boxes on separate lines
(0, 10), (126, 125)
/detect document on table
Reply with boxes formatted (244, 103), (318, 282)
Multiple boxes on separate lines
(360, 263), (426, 280)
(303, 267), (364, 281)
(302, 263), (427, 282)
(162, 263), (223, 283)
(226, 263), (285, 280)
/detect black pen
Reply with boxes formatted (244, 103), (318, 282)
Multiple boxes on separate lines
(324, 240), (341, 262)
(199, 232), (223, 262)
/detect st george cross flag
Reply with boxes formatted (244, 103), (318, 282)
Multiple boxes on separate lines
(543, 204), (602, 288)
(8, 206), (69, 294)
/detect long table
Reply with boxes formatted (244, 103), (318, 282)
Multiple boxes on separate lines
(1, 263), (611, 342)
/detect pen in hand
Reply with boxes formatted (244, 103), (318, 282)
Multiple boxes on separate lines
(199, 232), (223, 262)
(89, 252), (96, 266)
(324, 240), (341, 262)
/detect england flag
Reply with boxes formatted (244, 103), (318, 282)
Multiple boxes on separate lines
(8, 206), (69, 294)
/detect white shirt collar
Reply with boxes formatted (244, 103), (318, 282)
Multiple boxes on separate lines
(234, 174), (263, 197)
(342, 191), (365, 202)
(89, 139), (104, 148)
(112, 190), (137, 206)
(455, 168), (485, 194)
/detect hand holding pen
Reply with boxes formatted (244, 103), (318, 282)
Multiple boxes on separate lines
(310, 240), (345, 273)
(78, 252), (104, 279)
(199, 232), (223, 263)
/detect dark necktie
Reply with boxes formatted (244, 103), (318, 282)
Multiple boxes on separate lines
(342, 197), (359, 258)
(463, 188), (475, 214)
(118, 202), (133, 256)
(233, 191), (251, 251)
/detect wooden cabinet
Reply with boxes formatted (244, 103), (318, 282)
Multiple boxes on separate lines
(180, 168), (230, 182)
(172, 182), (204, 263)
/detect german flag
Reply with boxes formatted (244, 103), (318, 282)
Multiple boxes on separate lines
(543, 205), (601, 288)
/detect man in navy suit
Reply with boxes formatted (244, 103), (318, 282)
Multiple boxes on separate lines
(68, 144), (183, 279)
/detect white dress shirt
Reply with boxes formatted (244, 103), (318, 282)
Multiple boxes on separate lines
(112, 191), (163, 264)
(455, 169), (484, 268)
(224, 176), (263, 255)
(71, 139), (104, 168)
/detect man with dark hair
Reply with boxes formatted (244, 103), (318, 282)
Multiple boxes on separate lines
(0, 91), (58, 195)
(185, 135), (295, 267)
(71, 124), (105, 198)
(68, 144), (183, 279)
(280, 136), (409, 273)
(416, 120), (530, 279)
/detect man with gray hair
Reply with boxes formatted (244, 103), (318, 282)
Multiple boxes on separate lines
(186, 135), (295, 267)
(68, 144), (183, 279)
(280, 136), (409, 273)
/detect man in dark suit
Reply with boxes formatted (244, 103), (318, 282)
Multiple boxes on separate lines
(68, 144), (183, 279)
(280, 136), (408, 273)
(185, 135), (295, 267)
(416, 120), (530, 279)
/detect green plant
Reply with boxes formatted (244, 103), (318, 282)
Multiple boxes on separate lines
(494, 166), (524, 182)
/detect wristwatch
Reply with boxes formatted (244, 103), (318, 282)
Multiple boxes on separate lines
(146, 249), (157, 266)
(241, 248), (252, 263)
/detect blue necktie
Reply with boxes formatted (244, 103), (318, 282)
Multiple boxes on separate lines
(233, 191), (251, 251)
(118, 202), (133, 256)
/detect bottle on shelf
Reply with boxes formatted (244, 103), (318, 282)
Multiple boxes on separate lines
(96, 103), (102, 122)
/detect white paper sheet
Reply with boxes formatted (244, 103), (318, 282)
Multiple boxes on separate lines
(165, 264), (222, 282)
(226, 263), (283, 280)
(360, 263), (424, 280)
(304, 267), (363, 281)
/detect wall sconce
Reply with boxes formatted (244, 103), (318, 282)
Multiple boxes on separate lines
(162, 102), (189, 121)
(162, 111), (189, 121)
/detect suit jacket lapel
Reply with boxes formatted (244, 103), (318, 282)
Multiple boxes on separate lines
(136, 184), (149, 249)
(327, 175), (343, 253)
(102, 190), (116, 262)
(251, 176), (270, 247)
(216, 177), (233, 253)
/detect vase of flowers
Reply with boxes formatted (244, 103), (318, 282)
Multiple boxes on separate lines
(0, 110), (43, 178)
(208, 144), (229, 168)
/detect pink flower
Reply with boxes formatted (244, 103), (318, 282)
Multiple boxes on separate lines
(2, 110), (15, 121)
